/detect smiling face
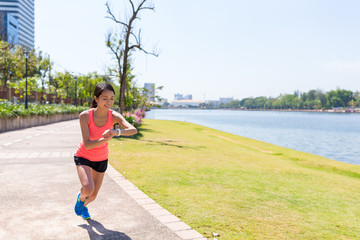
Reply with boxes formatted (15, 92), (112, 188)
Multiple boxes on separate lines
(95, 89), (114, 109)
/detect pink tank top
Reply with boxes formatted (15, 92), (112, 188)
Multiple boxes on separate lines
(75, 109), (113, 162)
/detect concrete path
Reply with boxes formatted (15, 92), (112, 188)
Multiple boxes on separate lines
(0, 119), (206, 240)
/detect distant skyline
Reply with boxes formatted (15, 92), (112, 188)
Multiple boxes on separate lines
(35, 0), (360, 101)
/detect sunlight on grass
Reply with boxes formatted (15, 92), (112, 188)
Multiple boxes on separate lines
(109, 119), (360, 239)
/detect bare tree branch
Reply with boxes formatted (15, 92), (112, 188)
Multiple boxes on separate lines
(140, 6), (155, 11)
(106, 33), (118, 57)
(128, 44), (140, 51)
(136, 0), (147, 12)
(105, 2), (129, 28)
(128, 0), (136, 14)
(138, 47), (159, 57)
(130, 32), (139, 45)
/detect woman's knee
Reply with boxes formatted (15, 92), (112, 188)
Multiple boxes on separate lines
(82, 182), (95, 196)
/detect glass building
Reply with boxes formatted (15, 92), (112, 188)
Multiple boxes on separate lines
(0, 0), (34, 49)
(0, 12), (19, 45)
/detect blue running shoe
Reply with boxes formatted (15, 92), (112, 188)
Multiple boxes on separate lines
(81, 206), (91, 220)
(74, 193), (85, 216)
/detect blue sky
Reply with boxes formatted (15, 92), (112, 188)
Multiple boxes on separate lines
(35, 0), (360, 101)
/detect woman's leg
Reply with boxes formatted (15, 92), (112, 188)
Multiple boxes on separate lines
(76, 165), (95, 202)
(84, 168), (105, 207)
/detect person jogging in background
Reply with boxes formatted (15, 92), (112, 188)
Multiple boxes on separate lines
(74, 82), (137, 220)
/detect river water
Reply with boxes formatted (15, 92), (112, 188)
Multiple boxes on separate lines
(146, 109), (360, 165)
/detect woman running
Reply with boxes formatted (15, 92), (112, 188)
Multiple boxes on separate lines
(74, 82), (137, 219)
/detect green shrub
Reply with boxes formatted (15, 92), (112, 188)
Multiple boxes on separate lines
(0, 103), (87, 119)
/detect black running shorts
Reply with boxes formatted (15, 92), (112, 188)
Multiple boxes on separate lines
(74, 156), (108, 173)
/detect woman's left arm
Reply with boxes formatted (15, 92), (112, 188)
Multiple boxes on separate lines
(102, 111), (138, 138)
(113, 111), (138, 136)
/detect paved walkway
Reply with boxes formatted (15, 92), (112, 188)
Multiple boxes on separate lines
(0, 119), (206, 240)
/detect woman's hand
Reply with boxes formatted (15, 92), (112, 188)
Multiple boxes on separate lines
(102, 129), (118, 139)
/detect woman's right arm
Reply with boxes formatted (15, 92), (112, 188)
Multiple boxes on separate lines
(79, 112), (111, 150)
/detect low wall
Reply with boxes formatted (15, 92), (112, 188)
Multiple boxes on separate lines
(0, 113), (79, 133)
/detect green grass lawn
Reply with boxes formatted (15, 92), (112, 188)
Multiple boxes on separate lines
(109, 119), (360, 239)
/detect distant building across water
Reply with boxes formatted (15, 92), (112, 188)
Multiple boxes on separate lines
(144, 83), (155, 102)
(205, 97), (233, 107)
(174, 93), (192, 100)
(170, 99), (203, 108)
(169, 95), (233, 108)
(220, 97), (233, 104)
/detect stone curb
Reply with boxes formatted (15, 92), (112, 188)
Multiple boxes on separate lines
(0, 113), (79, 133)
(106, 164), (208, 240)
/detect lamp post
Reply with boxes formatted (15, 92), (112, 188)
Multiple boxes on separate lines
(75, 76), (78, 106)
(6, 80), (10, 102)
(24, 51), (29, 109)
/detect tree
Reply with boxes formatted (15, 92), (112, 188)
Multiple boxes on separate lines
(76, 72), (106, 106)
(326, 89), (354, 108)
(354, 91), (360, 107)
(106, 0), (158, 112)
(265, 98), (275, 109)
(0, 40), (17, 87)
(243, 98), (255, 109)
(225, 100), (241, 108)
(240, 98), (250, 107)
(35, 51), (51, 103)
(254, 97), (267, 109)
(54, 72), (75, 100)
(300, 89), (327, 109)
(9, 76), (39, 101)
(0, 41), (37, 90)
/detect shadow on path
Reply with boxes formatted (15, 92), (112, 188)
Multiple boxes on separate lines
(79, 219), (131, 240)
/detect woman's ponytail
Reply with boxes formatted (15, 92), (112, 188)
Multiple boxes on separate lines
(90, 99), (97, 108)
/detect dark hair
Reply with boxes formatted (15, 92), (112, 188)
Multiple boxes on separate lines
(91, 83), (115, 108)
